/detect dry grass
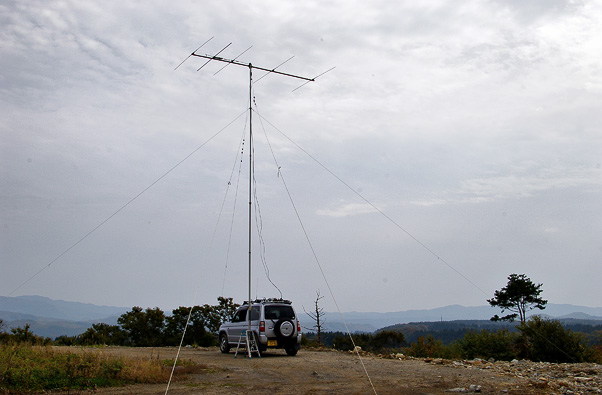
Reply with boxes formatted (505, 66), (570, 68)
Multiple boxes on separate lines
(0, 343), (201, 392)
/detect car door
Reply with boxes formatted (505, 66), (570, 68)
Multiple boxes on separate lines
(227, 307), (247, 342)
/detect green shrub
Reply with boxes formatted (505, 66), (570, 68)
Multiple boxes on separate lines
(371, 330), (407, 352)
(457, 329), (518, 361)
(332, 333), (372, 351)
(406, 335), (447, 358)
(332, 331), (406, 353)
(519, 316), (595, 363)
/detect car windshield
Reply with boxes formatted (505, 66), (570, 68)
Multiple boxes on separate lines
(264, 305), (295, 320)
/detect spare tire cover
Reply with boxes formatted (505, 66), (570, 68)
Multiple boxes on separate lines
(275, 319), (295, 338)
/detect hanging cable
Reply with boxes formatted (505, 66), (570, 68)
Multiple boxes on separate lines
(250, 95), (283, 298)
(252, 156), (283, 299)
(220, 115), (249, 296)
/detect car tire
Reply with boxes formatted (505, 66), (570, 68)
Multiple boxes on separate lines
(219, 333), (230, 353)
(285, 347), (298, 356)
(274, 319), (295, 339)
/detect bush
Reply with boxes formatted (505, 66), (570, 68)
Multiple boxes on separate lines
(333, 333), (371, 351)
(80, 323), (127, 346)
(519, 316), (595, 363)
(405, 335), (453, 358)
(457, 329), (518, 361)
(371, 330), (407, 352)
(332, 331), (405, 353)
(0, 324), (52, 346)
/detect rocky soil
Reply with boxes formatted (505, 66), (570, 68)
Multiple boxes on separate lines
(407, 355), (601, 394)
(61, 346), (601, 394)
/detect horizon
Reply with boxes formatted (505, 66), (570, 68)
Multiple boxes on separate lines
(2, 293), (601, 340)
(4, 294), (602, 315)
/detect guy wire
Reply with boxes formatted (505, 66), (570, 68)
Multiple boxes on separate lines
(255, 113), (488, 297)
(253, 103), (377, 395)
(218, 112), (249, 296)
(9, 110), (248, 297)
(255, 112), (581, 366)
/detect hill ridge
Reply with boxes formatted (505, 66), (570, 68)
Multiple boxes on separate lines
(2, 295), (601, 338)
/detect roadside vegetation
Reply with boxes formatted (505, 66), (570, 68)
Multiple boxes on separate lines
(0, 342), (186, 392)
(309, 316), (602, 364)
(0, 297), (237, 392)
(308, 273), (602, 364)
(308, 274), (602, 364)
(55, 297), (239, 347)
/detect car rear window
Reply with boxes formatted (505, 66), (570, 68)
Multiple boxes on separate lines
(264, 305), (295, 320)
(250, 306), (260, 320)
(232, 306), (260, 322)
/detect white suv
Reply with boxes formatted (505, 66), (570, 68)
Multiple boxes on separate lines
(218, 298), (301, 356)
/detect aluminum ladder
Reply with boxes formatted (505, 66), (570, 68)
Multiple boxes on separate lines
(234, 330), (261, 359)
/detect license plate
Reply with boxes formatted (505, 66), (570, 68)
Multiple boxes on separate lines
(267, 340), (277, 347)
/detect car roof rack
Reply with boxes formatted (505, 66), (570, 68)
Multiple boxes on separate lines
(242, 298), (292, 305)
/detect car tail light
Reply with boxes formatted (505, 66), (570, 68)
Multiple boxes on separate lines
(259, 321), (265, 333)
(297, 320), (301, 332)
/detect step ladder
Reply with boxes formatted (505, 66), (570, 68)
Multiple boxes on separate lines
(234, 330), (261, 359)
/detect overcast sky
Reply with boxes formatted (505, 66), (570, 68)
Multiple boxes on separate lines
(2, 0), (601, 314)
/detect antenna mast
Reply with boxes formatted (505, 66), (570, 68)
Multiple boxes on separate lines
(186, 44), (320, 353)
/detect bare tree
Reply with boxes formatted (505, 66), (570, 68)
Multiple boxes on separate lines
(303, 290), (326, 345)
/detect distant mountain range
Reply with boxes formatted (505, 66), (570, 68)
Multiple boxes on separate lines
(304, 304), (602, 333)
(0, 295), (128, 321)
(1, 295), (601, 338)
(0, 295), (128, 338)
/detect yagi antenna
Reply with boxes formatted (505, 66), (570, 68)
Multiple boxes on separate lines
(293, 66), (336, 92)
(254, 55), (295, 83)
(187, 40), (334, 91)
(174, 36), (214, 71)
(214, 45), (253, 75)
(197, 42), (232, 71)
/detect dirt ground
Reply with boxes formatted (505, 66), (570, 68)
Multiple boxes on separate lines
(57, 346), (552, 395)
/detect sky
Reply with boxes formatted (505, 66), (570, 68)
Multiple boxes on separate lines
(1, 0), (601, 314)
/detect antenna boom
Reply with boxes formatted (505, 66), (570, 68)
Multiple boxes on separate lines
(191, 52), (314, 82)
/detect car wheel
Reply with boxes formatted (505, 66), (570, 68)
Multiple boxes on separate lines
(219, 333), (230, 353)
(285, 347), (298, 356)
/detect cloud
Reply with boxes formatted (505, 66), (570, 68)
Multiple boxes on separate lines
(410, 163), (601, 206)
(316, 202), (377, 218)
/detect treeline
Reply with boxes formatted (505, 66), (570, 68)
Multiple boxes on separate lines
(381, 318), (602, 346)
(1, 297), (239, 348)
(0, 322), (52, 346)
(382, 320), (517, 345)
(305, 316), (602, 363)
(3, 304), (602, 364)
